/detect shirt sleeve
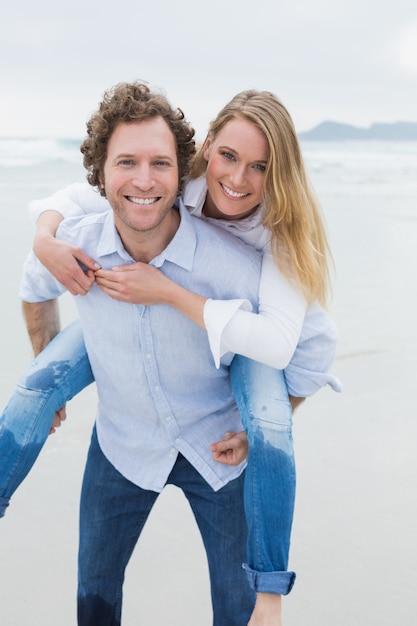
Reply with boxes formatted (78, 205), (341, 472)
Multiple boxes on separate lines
(284, 303), (342, 397)
(27, 183), (111, 223)
(203, 249), (307, 369)
(19, 251), (67, 302)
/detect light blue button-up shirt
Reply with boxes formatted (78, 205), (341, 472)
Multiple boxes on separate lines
(20, 201), (261, 492)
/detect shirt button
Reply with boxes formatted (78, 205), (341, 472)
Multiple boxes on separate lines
(166, 415), (172, 422)
(146, 353), (151, 359)
(175, 438), (180, 444)
(154, 385), (160, 392)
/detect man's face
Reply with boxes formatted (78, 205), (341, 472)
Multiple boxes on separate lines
(102, 118), (179, 238)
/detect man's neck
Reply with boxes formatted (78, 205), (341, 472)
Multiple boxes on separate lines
(116, 208), (180, 263)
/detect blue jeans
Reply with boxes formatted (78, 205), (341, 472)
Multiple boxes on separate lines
(231, 356), (296, 595)
(78, 427), (254, 626)
(0, 321), (296, 596)
(0, 320), (94, 517)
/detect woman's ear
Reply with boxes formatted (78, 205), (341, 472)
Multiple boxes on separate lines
(203, 135), (212, 162)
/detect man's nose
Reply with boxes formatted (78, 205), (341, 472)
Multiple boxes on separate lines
(132, 165), (154, 190)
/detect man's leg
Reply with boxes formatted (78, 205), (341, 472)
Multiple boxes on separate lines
(169, 454), (255, 626)
(77, 426), (158, 626)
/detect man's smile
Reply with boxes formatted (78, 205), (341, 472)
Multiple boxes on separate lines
(126, 196), (160, 205)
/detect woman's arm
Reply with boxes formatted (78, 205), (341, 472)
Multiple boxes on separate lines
(28, 182), (110, 222)
(95, 263), (207, 327)
(94, 248), (307, 370)
(204, 250), (307, 369)
(30, 183), (110, 294)
(33, 211), (99, 295)
(94, 256), (340, 398)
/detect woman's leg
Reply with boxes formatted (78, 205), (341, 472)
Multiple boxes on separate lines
(0, 319), (93, 517)
(230, 355), (296, 621)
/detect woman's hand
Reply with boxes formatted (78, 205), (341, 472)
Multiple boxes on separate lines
(34, 235), (99, 295)
(210, 431), (248, 466)
(96, 263), (207, 328)
(95, 263), (175, 305)
(33, 211), (100, 295)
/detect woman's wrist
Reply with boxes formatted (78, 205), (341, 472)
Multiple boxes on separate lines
(164, 281), (207, 328)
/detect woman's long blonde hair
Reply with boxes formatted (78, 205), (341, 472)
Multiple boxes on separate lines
(190, 90), (333, 307)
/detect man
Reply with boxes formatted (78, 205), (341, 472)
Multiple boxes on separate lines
(19, 82), (261, 625)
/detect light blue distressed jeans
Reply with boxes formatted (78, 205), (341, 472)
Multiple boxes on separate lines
(0, 320), (94, 517)
(0, 320), (296, 595)
(230, 356), (296, 595)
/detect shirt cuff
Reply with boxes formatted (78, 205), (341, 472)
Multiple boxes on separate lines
(28, 199), (84, 224)
(203, 298), (253, 368)
(284, 363), (343, 397)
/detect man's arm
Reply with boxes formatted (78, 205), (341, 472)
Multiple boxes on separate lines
(22, 299), (60, 357)
(22, 299), (66, 433)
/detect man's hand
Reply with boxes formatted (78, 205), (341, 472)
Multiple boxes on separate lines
(289, 395), (305, 412)
(210, 431), (248, 466)
(49, 406), (67, 434)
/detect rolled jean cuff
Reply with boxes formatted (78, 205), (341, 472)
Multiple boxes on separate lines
(242, 563), (296, 595)
(0, 496), (10, 518)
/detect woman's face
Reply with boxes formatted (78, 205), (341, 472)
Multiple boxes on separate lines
(203, 117), (268, 221)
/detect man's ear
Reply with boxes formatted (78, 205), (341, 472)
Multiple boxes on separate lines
(98, 176), (106, 197)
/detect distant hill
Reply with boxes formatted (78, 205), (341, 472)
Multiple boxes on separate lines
(299, 121), (417, 141)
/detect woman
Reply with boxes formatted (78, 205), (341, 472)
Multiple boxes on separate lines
(1, 89), (340, 625)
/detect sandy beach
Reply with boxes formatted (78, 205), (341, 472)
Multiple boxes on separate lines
(0, 144), (416, 625)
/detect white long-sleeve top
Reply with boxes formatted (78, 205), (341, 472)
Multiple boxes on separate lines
(28, 177), (342, 396)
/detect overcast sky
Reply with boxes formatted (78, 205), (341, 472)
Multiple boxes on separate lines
(2, 0), (416, 139)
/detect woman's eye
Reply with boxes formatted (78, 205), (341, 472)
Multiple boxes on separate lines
(254, 163), (266, 172)
(221, 151), (235, 161)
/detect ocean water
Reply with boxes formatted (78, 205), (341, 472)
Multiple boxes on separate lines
(303, 141), (417, 356)
(0, 138), (416, 625)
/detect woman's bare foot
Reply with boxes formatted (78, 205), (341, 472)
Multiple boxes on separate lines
(248, 592), (282, 626)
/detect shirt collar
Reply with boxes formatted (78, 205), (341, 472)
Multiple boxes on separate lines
(152, 199), (196, 271)
(95, 199), (196, 272)
(96, 211), (131, 261)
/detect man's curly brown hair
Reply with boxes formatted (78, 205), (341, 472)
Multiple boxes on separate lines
(80, 82), (196, 196)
